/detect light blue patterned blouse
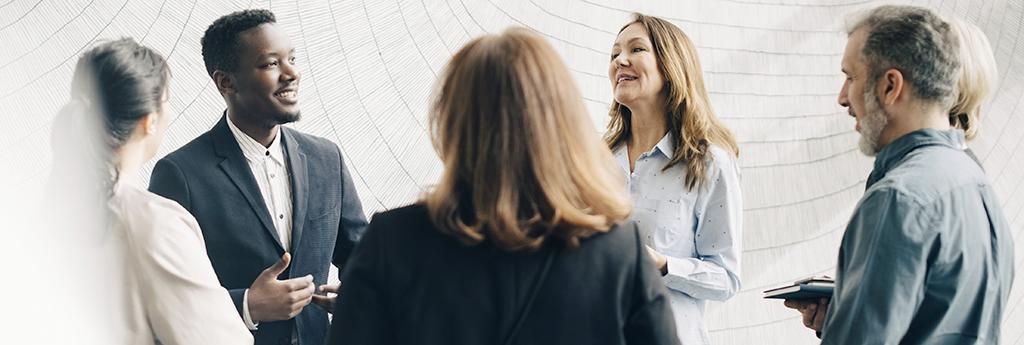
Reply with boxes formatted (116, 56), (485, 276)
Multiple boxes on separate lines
(614, 132), (743, 345)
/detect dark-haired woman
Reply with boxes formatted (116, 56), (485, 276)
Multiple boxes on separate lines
(54, 38), (252, 344)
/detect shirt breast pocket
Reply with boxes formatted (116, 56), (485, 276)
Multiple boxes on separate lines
(304, 204), (340, 253)
(641, 199), (696, 258)
(653, 200), (687, 251)
(308, 201), (340, 222)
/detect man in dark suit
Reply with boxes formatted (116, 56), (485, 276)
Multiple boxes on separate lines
(149, 9), (367, 345)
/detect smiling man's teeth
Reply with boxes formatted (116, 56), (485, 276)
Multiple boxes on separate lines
(276, 90), (297, 98)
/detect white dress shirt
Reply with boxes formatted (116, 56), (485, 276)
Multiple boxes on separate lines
(227, 115), (294, 330)
(108, 180), (253, 344)
(614, 132), (743, 345)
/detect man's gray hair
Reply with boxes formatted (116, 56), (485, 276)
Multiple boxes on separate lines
(847, 5), (961, 108)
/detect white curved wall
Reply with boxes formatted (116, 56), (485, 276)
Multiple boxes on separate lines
(0, 0), (1021, 343)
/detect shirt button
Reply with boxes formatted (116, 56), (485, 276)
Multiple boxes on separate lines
(265, 151), (270, 156)
(278, 214), (284, 219)
(270, 173), (276, 178)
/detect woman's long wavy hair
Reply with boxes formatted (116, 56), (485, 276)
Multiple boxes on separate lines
(423, 28), (632, 252)
(605, 13), (738, 190)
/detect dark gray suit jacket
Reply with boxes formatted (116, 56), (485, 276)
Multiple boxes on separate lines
(149, 115), (368, 345)
(328, 204), (679, 345)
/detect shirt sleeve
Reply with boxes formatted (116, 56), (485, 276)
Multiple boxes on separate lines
(662, 152), (743, 301)
(241, 289), (259, 330)
(126, 199), (253, 345)
(820, 188), (934, 344)
(333, 145), (370, 271)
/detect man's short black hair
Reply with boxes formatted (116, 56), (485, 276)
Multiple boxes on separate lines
(200, 9), (276, 77)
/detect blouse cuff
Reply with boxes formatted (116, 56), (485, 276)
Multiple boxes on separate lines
(662, 255), (697, 288)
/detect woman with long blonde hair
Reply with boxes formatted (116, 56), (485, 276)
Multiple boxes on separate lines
(607, 13), (743, 344)
(948, 17), (998, 141)
(328, 27), (679, 345)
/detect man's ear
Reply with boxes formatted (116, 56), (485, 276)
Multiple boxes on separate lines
(880, 68), (905, 106)
(212, 70), (234, 95)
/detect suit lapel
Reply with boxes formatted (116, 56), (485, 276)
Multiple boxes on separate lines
(211, 116), (285, 251)
(283, 127), (309, 256)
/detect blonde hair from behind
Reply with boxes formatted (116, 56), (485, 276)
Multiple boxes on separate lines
(424, 27), (632, 252)
(605, 13), (739, 190)
(948, 18), (998, 140)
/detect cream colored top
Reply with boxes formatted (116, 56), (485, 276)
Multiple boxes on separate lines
(107, 181), (252, 344)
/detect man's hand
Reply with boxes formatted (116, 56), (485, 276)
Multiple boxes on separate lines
(644, 245), (669, 275)
(248, 253), (316, 322)
(311, 284), (340, 314)
(784, 298), (830, 332)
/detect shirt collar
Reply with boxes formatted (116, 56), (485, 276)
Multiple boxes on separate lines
(868, 128), (965, 187)
(654, 131), (676, 158)
(612, 131), (676, 171)
(613, 145), (630, 175)
(226, 113), (285, 165)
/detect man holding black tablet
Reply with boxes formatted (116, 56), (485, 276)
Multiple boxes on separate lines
(781, 5), (1014, 343)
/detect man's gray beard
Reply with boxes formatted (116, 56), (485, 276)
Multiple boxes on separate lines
(858, 87), (889, 156)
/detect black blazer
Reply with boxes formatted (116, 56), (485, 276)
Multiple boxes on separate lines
(149, 116), (368, 345)
(327, 204), (679, 345)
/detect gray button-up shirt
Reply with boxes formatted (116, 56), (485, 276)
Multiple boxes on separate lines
(821, 129), (1014, 344)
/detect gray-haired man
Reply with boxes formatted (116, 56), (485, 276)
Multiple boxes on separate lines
(784, 5), (1014, 344)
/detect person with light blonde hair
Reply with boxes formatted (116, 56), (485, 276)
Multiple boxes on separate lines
(327, 27), (680, 345)
(607, 13), (743, 344)
(948, 17), (998, 141)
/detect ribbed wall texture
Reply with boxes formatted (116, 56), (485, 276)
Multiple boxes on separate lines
(0, 1), (1020, 343)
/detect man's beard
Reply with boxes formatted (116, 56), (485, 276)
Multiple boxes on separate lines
(273, 110), (301, 125)
(858, 86), (889, 156)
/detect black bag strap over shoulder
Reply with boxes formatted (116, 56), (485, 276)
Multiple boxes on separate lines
(501, 248), (557, 345)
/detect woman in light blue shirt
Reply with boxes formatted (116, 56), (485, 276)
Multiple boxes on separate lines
(606, 13), (743, 344)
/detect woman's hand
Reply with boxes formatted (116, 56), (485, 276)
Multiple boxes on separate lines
(645, 245), (669, 275)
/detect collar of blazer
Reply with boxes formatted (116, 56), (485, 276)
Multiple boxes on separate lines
(211, 114), (311, 257)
